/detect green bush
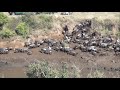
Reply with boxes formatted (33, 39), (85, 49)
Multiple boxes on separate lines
(26, 61), (81, 78)
(58, 62), (69, 78)
(16, 22), (29, 38)
(21, 14), (39, 29)
(39, 15), (53, 29)
(26, 61), (59, 78)
(0, 13), (8, 30)
(87, 69), (105, 78)
(0, 28), (15, 38)
(6, 17), (22, 30)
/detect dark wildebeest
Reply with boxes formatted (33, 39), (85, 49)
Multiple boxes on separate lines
(62, 25), (69, 35)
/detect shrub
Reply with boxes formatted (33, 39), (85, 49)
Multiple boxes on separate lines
(87, 69), (105, 78)
(91, 17), (104, 31)
(0, 13), (8, 30)
(58, 62), (69, 78)
(39, 15), (53, 29)
(15, 22), (29, 38)
(104, 19), (114, 31)
(26, 61), (59, 78)
(0, 28), (15, 38)
(21, 13), (39, 29)
(6, 17), (22, 30)
(26, 61), (81, 78)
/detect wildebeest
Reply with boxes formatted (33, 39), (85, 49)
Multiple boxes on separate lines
(6, 47), (13, 51)
(64, 31), (72, 37)
(34, 40), (44, 47)
(89, 40), (99, 46)
(76, 33), (82, 39)
(44, 50), (52, 55)
(63, 36), (72, 43)
(67, 50), (78, 56)
(64, 47), (73, 53)
(48, 40), (58, 47)
(40, 46), (52, 55)
(53, 46), (60, 51)
(0, 48), (9, 54)
(28, 44), (37, 49)
(99, 42), (109, 48)
(14, 47), (29, 53)
(81, 33), (90, 40)
(43, 39), (57, 47)
(62, 25), (69, 35)
(90, 51), (97, 55)
(27, 50), (32, 55)
(83, 40), (90, 46)
(73, 44), (81, 50)
(72, 37), (83, 44)
(24, 42), (31, 47)
(82, 19), (91, 28)
(87, 46), (98, 53)
(79, 45), (88, 52)
(113, 44), (120, 55)
(102, 36), (113, 43)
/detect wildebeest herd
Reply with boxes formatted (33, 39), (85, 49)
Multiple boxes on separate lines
(1, 19), (120, 56)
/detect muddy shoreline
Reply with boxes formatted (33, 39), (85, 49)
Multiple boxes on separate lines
(0, 47), (120, 78)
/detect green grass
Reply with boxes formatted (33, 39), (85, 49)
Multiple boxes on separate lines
(0, 28), (15, 38)
(15, 22), (29, 38)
